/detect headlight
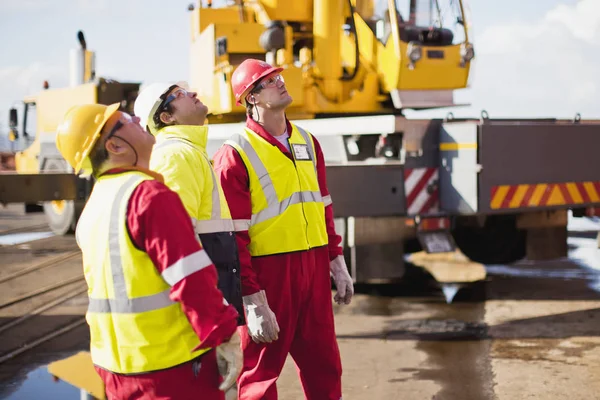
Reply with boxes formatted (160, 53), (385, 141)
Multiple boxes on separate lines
(406, 42), (422, 70)
(460, 42), (475, 66)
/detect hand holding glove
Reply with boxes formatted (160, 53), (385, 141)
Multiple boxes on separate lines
(216, 330), (243, 392)
(330, 255), (354, 305)
(243, 290), (280, 343)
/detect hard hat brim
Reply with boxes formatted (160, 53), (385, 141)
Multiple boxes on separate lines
(236, 66), (284, 106)
(74, 102), (120, 173)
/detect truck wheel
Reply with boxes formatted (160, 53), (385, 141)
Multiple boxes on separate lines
(452, 215), (526, 264)
(42, 159), (82, 235)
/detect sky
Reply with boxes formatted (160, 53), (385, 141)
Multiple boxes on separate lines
(0, 0), (597, 145)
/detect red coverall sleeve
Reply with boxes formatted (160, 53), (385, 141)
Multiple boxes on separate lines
(312, 135), (344, 261)
(127, 180), (238, 350)
(213, 145), (262, 297)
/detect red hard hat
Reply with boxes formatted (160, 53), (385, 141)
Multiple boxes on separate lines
(231, 59), (283, 106)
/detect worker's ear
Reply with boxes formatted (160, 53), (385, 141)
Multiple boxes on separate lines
(159, 111), (175, 125)
(104, 136), (127, 156)
(245, 94), (255, 105)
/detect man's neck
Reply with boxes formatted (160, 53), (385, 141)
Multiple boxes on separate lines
(256, 110), (287, 137)
(97, 159), (149, 176)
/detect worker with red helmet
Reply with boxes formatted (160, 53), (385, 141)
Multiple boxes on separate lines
(213, 59), (354, 399)
(55, 103), (242, 399)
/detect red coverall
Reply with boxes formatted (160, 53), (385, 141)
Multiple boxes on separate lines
(213, 118), (344, 400)
(94, 168), (239, 400)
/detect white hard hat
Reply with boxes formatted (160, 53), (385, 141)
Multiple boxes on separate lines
(134, 81), (188, 135)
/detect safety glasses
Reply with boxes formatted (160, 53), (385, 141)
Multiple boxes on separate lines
(255, 74), (284, 91)
(106, 113), (133, 139)
(163, 87), (189, 108)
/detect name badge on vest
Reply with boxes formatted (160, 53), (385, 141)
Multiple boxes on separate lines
(291, 144), (311, 161)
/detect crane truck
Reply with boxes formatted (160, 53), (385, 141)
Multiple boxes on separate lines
(2, 0), (600, 287)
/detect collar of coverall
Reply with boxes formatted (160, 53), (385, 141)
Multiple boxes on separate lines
(100, 166), (165, 183)
(246, 115), (295, 153)
(157, 125), (209, 150)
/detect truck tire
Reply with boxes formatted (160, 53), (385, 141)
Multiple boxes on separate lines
(452, 215), (526, 265)
(42, 159), (82, 235)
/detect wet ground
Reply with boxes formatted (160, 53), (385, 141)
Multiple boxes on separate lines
(1, 204), (600, 399)
(277, 217), (600, 399)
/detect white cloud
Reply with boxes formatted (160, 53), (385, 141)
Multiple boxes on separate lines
(75, 0), (111, 13)
(0, 0), (51, 12)
(409, 0), (600, 119)
(546, 0), (600, 44)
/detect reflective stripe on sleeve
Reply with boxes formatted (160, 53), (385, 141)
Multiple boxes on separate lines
(161, 249), (213, 286)
(192, 217), (235, 234)
(233, 219), (251, 231)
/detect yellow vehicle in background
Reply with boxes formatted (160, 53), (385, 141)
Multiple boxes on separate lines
(3, 31), (139, 234)
(3, 0), (599, 285)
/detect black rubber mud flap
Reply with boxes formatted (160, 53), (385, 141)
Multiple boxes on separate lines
(452, 214), (526, 264)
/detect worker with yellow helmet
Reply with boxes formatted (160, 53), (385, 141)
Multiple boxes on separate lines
(55, 103), (242, 399)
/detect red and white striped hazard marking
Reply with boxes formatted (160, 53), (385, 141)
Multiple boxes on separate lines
(404, 168), (439, 215)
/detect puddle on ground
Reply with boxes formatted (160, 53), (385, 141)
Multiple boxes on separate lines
(0, 232), (54, 246)
(485, 235), (600, 294)
(1, 365), (80, 399)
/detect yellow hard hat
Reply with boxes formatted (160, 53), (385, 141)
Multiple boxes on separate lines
(56, 103), (120, 173)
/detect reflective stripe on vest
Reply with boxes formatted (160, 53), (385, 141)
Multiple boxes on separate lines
(225, 124), (328, 256)
(154, 138), (235, 234)
(80, 171), (210, 373)
(87, 175), (212, 313)
(228, 133), (324, 227)
(296, 126), (334, 208)
(87, 176), (174, 314)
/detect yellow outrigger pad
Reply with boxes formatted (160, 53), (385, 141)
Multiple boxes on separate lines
(48, 351), (105, 400)
(408, 250), (487, 283)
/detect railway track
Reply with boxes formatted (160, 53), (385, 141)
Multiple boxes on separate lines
(0, 275), (85, 310)
(0, 239), (88, 368)
(0, 250), (80, 284)
(0, 277), (88, 365)
(0, 318), (87, 365)
(0, 223), (49, 237)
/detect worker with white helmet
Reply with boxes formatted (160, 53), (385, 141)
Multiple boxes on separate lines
(134, 82), (245, 331)
(213, 59), (354, 399)
(55, 103), (242, 399)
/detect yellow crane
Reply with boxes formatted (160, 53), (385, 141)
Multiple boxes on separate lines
(190, 0), (473, 120)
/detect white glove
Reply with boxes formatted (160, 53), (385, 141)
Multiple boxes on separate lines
(330, 255), (354, 305)
(243, 290), (280, 343)
(216, 330), (243, 392)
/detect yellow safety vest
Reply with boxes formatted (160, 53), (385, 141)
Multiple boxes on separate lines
(225, 124), (328, 256)
(151, 125), (235, 234)
(76, 171), (211, 374)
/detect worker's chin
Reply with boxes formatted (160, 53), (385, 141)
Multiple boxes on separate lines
(281, 95), (293, 107)
(195, 108), (209, 122)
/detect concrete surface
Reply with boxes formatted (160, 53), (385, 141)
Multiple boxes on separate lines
(1, 205), (599, 399)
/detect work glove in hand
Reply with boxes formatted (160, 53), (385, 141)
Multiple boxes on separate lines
(216, 330), (243, 392)
(243, 290), (280, 343)
(330, 255), (354, 305)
